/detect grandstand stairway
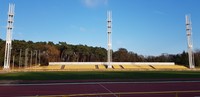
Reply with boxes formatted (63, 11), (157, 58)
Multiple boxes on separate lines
(112, 66), (115, 69)
(120, 65), (124, 69)
(113, 65), (124, 69)
(61, 65), (65, 70)
(95, 65), (99, 69)
(149, 65), (156, 69)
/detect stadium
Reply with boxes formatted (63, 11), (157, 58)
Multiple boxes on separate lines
(1, 1), (200, 97)
(0, 5), (194, 72)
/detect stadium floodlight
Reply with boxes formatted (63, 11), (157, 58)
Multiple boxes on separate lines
(185, 14), (195, 69)
(107, 11), (112, 68)
(4, 3), (15, 70)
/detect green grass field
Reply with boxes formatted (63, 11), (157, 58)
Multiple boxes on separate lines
(0, 71), (200, 80)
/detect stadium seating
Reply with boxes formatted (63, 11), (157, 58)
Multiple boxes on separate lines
(64, 65), (96, 70)
(113, 65), (123, 69)
(137, 65), (154, 70)
(122, 65), (141, 69)
(151, 65), (188, 70)
(18, 63), (188, 71)
(121, 65), (154, 70)
(98, 65), (107, 69)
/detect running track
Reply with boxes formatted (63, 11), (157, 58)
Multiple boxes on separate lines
(1, 81), (200, 97)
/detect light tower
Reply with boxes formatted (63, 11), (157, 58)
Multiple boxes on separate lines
(107, 11), (112, 68)
(185, 14), (195, 69)
(4, 3), (15, 70)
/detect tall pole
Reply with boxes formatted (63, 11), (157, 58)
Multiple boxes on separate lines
(30, 50), (32, 67)
(19, 49), (22, 69)
(107, 11), (112, 68)
(39, 50), (40, 65)
(185, 14), (195, 69)
(24, 48), (28, 68)
(4, 3), (15, 70)
(35, 50), (37, 65)
(12, 55), (15, 70)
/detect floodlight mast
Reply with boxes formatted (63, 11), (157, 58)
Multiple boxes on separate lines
(185, 14), (195, 69)
(4, 3), (15, 70)
(107, 11), (112, 68)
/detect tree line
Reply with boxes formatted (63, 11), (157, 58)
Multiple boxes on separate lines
(0, 39), (199, 67)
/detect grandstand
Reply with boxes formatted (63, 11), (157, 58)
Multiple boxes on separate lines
(122, 65), (154, 70)
(97, 65), (107, 69)
(2, 62), (188, 71)
(64, 65), (96, 70)
(26, 62), (188, 71)
(113, 65), (124, 69)
(151, 65), (188, 70)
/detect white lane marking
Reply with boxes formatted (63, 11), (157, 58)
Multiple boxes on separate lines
(1, 80), (200, 86)
(98, 83), (118, 97)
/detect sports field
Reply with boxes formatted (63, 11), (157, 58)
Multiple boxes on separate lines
(0, 71), (200, 80)
(1, 71), (200, 97)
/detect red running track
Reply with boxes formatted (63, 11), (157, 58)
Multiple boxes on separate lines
(0, 81), (200, 97)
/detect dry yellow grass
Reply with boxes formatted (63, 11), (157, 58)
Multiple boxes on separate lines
(31, 65), (61, 70)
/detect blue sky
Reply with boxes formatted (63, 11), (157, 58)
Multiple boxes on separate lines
(0, 0), (200, 56)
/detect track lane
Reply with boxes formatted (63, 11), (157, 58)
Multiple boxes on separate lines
(0, 81), (200, 97)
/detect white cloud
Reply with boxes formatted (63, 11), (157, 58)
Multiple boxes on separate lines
(82, 0), (108, 8)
